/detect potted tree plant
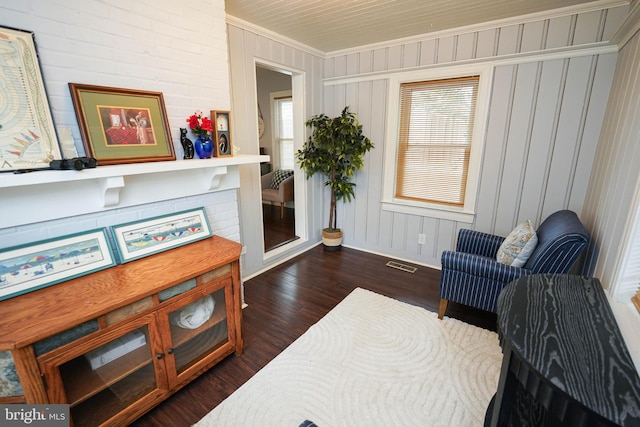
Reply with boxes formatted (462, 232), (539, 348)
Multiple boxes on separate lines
(296, 106), (374, 251)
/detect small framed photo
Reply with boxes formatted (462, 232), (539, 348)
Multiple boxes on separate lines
(211, 110), (232, 157)
(110, 208), (213, 263)
(0, 229), (116, 301)
(0, 26), (62, 171)
(69, 83), (176, 165)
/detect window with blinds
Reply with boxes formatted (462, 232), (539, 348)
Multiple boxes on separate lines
(396, 76), (479, 207)
(274, 96), (294, 170)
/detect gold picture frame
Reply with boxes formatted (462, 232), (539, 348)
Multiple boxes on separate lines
(69, 83), (175, 165)
(211, 110), (232, 157)
(0, 26), (62, 171)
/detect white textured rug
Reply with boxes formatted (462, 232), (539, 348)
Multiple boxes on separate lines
(195, 288), (502, 427)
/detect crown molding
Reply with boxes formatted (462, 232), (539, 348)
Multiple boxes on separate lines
(611, 0), (640, 47)
(323, 42), (617, 86)
(225, 15), (325, 58)
(326, 0), (628, 57)
(226, 0), (628, 58)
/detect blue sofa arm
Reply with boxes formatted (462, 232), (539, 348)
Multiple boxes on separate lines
(456, 229), (505, 258)
(441, 251), (529, 284)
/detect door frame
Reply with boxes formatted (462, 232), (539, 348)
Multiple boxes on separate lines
(254, 59), (308, 260)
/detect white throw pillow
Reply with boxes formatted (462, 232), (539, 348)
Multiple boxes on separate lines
(496, 220), (538, 268)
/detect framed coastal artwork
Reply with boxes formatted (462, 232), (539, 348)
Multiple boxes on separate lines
(0, 26), (62, 171)
(110, 208), (213, 263)
(211, 110), (232, 157)
(0, 229), (116, 301)
(68, 83), (176, 165)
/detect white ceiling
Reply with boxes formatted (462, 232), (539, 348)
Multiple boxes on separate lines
(225, 0), (609, 53)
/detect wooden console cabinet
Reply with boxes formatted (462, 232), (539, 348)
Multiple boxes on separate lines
(0, 236), (243, 427)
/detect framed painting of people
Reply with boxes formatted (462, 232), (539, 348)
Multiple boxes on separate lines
(68, 84), (175, 165)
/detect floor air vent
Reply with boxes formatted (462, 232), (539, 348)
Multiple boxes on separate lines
(386, 261), (417, 273)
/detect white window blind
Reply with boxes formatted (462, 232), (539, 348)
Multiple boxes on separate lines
(396, 76), (479, 207)
(275, 97), (294, 170)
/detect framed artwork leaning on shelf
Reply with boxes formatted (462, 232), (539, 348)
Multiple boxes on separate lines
(0, 26), (62, 172)
(0, 229), (116, 301)
(211, 110), (232, 157)
(110, 208), (213, 263)
(68, 83), (176, 165)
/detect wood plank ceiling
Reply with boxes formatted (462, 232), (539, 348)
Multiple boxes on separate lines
(225, 0), (609, 53)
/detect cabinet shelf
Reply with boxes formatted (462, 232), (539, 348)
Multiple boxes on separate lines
(174, 321), (229, 374)
(70, 365), (157, 427)
(170, 292), (227, 349)
(60, 340), (154, 407)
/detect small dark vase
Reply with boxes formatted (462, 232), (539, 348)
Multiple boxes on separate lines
(194, 135), (213, 159)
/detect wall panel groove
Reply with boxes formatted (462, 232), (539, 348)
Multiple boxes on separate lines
(569, 14), (579, 45)
(565, 55), (599, 208)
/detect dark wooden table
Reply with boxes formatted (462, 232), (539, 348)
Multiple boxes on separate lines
(487, 274), (640, 426)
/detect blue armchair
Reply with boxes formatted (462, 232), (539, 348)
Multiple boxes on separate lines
(438, 210), (589, 319)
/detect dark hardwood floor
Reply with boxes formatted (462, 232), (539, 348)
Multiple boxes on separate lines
(263, 203), (297, 251)
(132, 245), (496, 426)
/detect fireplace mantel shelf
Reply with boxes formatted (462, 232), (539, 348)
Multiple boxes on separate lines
(1, 155), (268, 228)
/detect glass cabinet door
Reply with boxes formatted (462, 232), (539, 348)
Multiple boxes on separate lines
(164, 284), (231, 379)
(54, 322), (160, 427)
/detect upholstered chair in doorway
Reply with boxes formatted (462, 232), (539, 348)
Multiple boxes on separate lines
(438, 210), (589, 319)
(261, 169), (294, 219)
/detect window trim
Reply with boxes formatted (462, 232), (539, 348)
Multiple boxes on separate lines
(382, 63), (494, 223)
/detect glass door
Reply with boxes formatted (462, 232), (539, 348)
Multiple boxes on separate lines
(42, 315), (164, 427)
(161, 279), (235, 385)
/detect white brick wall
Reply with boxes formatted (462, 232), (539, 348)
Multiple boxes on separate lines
(0, 0), (239, 249)
(0, 191), (240, 249)
(1, 0), (230, 150)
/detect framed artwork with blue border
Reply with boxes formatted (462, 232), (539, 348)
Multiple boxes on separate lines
(0, 229), (116, 301)
(110, 208), (213, 263)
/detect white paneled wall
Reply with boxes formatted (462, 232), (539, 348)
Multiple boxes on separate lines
(0, 2), (238, 252)
(581, 4), (640, 367)
(226, 22), (325, 277)
(583, 25), (640, 298)
(322, 4), (626, 269)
